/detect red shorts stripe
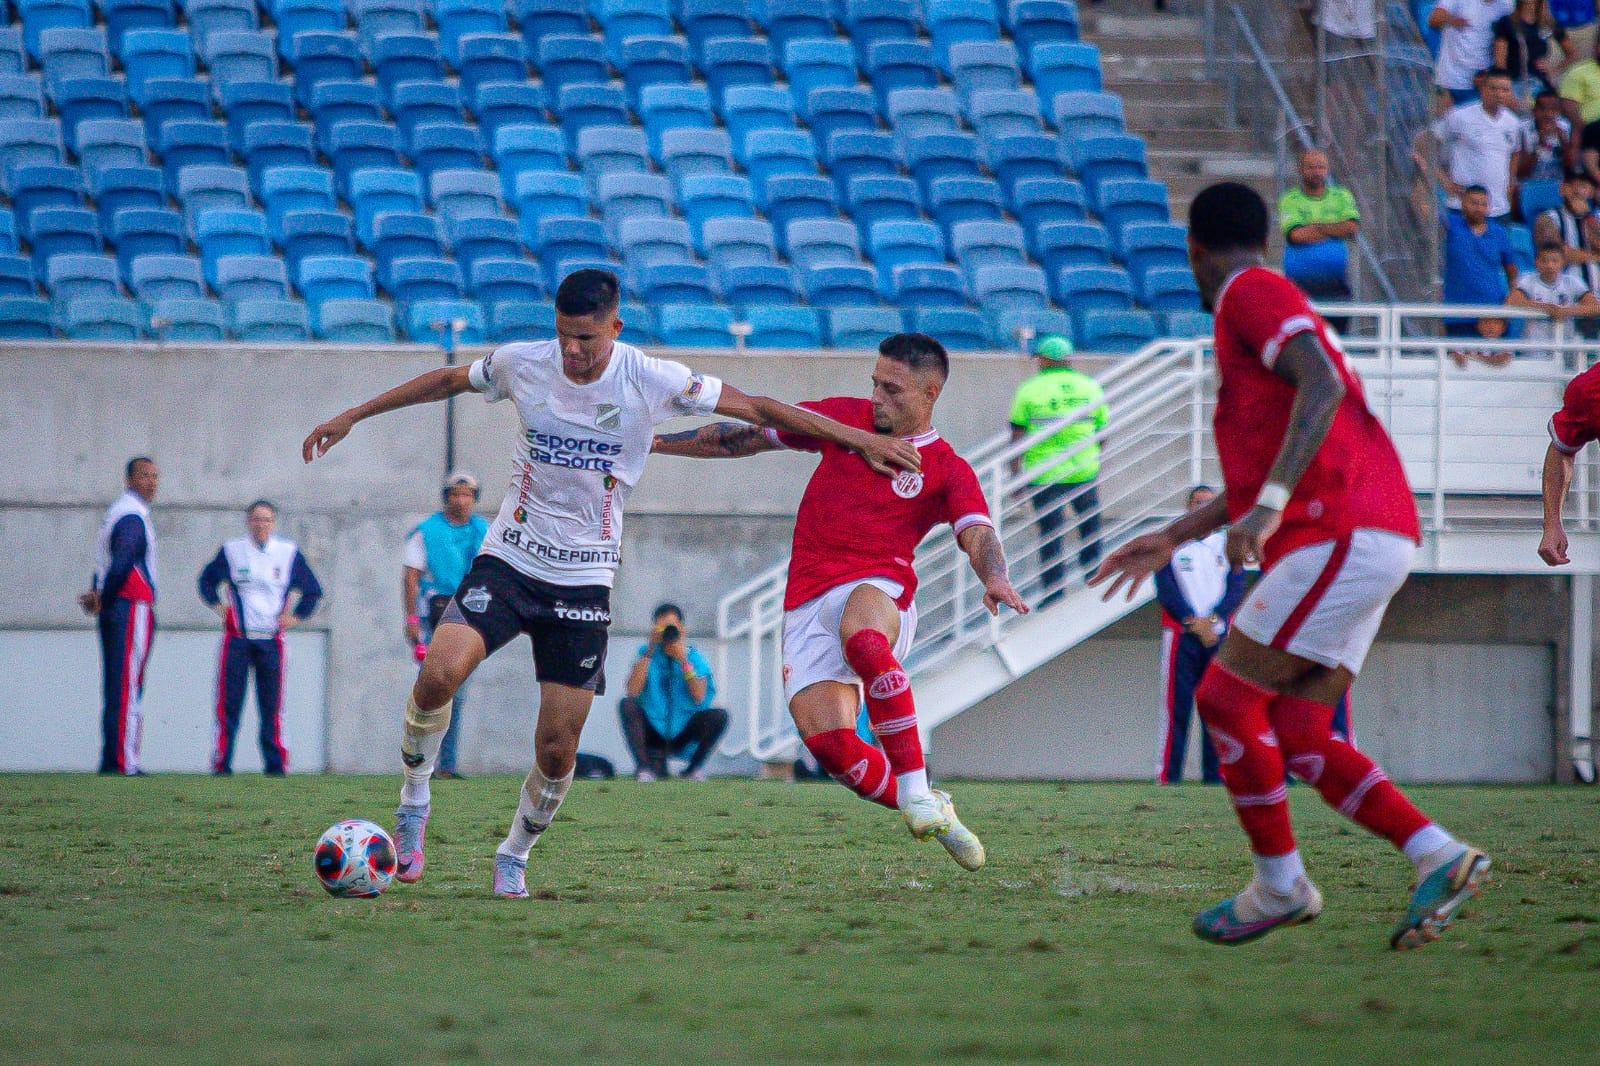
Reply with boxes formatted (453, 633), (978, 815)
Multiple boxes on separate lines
(1270, 535), (1351, 652)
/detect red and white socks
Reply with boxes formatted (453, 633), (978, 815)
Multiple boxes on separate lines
(843, 629), (931, 803)
(804, 728), (897, 808)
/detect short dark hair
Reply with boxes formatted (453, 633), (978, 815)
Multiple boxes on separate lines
(1188, 182), (1269, 253)
(878, 332), (949, 379)
(1480, 65), (1512, 83)
(125, 456), (154, 479)
(555, 268), (620, 317)
(1536, 89), (1560, 104)
(1188, 483), (1215, 503)
(1537, 240), (1566, 256)
(653, 602), (683, 621)
(1462, 184), (1490, 199)
(247, 499), (277, 516)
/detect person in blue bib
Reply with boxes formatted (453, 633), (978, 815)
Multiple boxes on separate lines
(403, 471), (489, 778)
(619, 603), (729, 781)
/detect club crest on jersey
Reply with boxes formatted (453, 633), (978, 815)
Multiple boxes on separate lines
(596, 403), (621, 430)
(514, 506), (527, 523)
(673, 374), (706, 410)
(461, 586), (491, 613)
(603, 474), (617, 491)
(891, 470), (924, 499)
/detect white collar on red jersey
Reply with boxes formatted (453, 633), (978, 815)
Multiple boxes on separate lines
(903, 428), (940, 446)
(1214, 264), (1267, 312)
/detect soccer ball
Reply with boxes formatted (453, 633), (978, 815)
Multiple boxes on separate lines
(312, 819), (397, 898)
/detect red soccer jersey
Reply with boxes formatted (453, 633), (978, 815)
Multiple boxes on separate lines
(1212, 266), (1421, 568)
(1550, 362), (1600, 455)
(775, 397), (994, 610)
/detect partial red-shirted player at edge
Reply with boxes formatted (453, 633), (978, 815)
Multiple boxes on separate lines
(653, 332), (1029, 871)
(1090, 182), (1490, 950)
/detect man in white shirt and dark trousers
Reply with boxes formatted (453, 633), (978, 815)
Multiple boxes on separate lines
(1429, 66), (1526, 221)
(198, 500), (323, 775)
(1433, 0), (1516, 104)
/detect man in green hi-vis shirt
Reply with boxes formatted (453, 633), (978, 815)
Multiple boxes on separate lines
(1008, 335), (1109, 605)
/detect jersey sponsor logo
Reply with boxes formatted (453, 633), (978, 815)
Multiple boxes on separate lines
(867, 669), (909, 700)
(579, 654), (598, 668)
(500, 527), (622, 566)
(461, 586), (491, 613)
(553, 602), (611, 623)
(891, 471), (924, 499)
(525, 430), (622, 473)
(673, 374), (707, 410)
(514, 506), (527, 523)
(596, 403), (621, 430)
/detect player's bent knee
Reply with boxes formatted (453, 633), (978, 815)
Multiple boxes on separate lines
(404, 695), (452, 737)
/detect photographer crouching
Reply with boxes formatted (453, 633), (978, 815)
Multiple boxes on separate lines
(619, 603), (729, 781)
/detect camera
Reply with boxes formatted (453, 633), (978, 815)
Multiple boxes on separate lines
(661, 624), (681, 643)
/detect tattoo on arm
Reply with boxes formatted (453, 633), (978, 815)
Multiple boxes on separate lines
(964, 526), (1009, 583)
(1264, 331), (1346, 495)
(654, 422), (777, 459)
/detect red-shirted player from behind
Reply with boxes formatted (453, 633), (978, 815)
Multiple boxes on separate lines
(1091, 183), (1489, 950)
(654, 333), (1029, 870)
(1539, 361), (1600, 568)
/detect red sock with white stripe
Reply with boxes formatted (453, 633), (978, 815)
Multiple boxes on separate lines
(1196, 664), (1301, 889)
(843, 629), (930, 800)
(804, 728), (898, 809)
(1270, 693), (1439, 860)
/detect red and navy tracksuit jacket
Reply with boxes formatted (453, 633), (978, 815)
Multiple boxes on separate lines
(198, 535), (322, 774)
(1154, 532), (1246, 784)
(93, 490), (158, 775)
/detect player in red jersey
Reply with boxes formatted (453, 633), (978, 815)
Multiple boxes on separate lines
(654, 333), (1029, 869)
(1092, 183), (1489, 950)
(1539, 361), (1600, 567)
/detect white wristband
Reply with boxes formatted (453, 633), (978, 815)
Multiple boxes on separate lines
(1255, 482), (1291, 512)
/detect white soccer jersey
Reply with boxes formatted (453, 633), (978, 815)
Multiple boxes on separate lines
(1516, 270), (1591, 354)
(1171, 531), (1230, 618)
(469, 339), (724, 587)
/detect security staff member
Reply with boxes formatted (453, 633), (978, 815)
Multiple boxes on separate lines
(79, 457), (160, 775)
(402, 471), (489, 778)
(199, 500), (323, 775)
(1008, 335), (1109, 604)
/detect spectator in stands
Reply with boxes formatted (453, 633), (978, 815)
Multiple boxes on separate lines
(1520, 89), (1578, 181)
(619, 604), (728, 782)
(80, 457), (159, 776)
(1427, 66), (1525, 220)
(1507, 240), (1600, 356)
(1433, 0), (1517, 104)
(1550, 0), (1598, 72)
(403, 471), (489, 779)
(1560, 28), (1600, 133)
(1442, 185), (1520, 364)
(1278, 148), (1361, 331)
(1008, 335), (1108, 605)
(1494, 0), (1570, 101)
(1533, 168), (1600, 290)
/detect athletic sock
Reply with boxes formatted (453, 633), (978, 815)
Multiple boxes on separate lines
(399, 695), (449, 807)
(1253, 850), (1307, 896)
(804, 728), (898, 809)
(1196, 663), (1296, 858)
(843, 629), (929, 800)
(497, 761), (574, 861)
(1403, 826), (1461, 878)
(1270, 693), (1431, 852)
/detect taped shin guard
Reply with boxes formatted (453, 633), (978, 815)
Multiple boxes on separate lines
(1271, 693), (1429, 850)
(804, 728), (898, 809)
(843, 629), (925, 784)
(498, 761), (575, 860)
(400, 695), (452, 806)
(1196, 664), (1296, 857)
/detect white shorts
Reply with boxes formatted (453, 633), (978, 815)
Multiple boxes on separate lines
(782, 578), (917, 703)
(1230, 529), (1414, 675)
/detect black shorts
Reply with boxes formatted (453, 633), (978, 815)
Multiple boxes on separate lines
(441, 554), (610, 693)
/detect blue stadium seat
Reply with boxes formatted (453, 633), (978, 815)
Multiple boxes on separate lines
(657, 302), (733, 346)
(39, 27), (110, 83)
(309, 80), (384, 150)
(782, 37), (855, 114)
(885, 87), (961, 139)
(1161, 309), (1213, 338)
(276, 208), (355, 263)
(120, 28), (191, 96)
(1052, 90), (1124, 139)
(469, 257), (545, 304)
(195, 208), (269, 278)
(557, 82), (630, 146)
(1075, 308), (1156, 353)
(186, 0), (258, 41)
(890, 262), (967, 306)
(802, 262), (879, 306)
(1117, 220), (1187, 277)
(389, 81), (464, 138)
(493, 123), (567, 196)
(971, 263), (1048, 310)
(985, 134), (1066, 199)
(864, 39), (936, 106)
(403, 296), (483, 342)
(759, 172), (837, 233)
(385, 255), (465, 302)
(261, 165), (337, 230)
(598, 0), (673, 64)
(175, 165), (251, 227)
(702, 36), (774, 103)
(219, 79), (295, 150)
(28, 206), (100, 269)
(681, 0), (751, 59)
(108, 206), (182, 269)
(447, 214), (521, 271)
(132, 76), (208, 132)
(575, 123), (649, 190)
(100, 0), (175, 52)
(0, 117), (66, 170)
(347, 168), (423, 238)
(288, 31), (363, 106)
(1520, 179), (1562, 222)
(515, 0), (585, 41)
(0, 74), (45, 121)
(407, 123), (483, 179)
(805, 85), (876, 143)
(616, 299), (657, 344)
(926, 0), (999, 69)
(512, 169), (586, 226)
(241, 120), (315, 189)
(203, 29), (276, 84)
(314, 297), (396, 342)
(214, 253), (289, 302)
(826, 304), (900, 346)
(868, 219), (945, 282)
(528, 214), (605, 282)
(1034, 219), (1110, 272)
(844, 173), (920, 233)
(367, 211), (444, 269)
(907, 305), (988, 349)
(743, 128), (816, 189)
(441, 1), (516, 69)
(8, 164), (84, 225)
(760, 0), (833, 55)
(700, 215), (777, 266)
(1095, 177), (1169, 232)
(989, 305), (1073, 349)
(429, 168), (504, 221)
(232, 297), (312, 340)
(946, 40), (1020, 100)
(61, 294), (145, 337)
(680, 173), (757, 245)
(157, 120), (228, 185)
(534, 34), (607, 95)
(1053, 263), (1133, 310)
(489, 298), (557, 340)
(742, 303), (819, 346)
(951, 219), (1027, 272)
(371, 33), (445, 100)
(1136, 265), (1201, 312)
(19, 0), (93, 60)
(89, 165), (163, 229)
(639, 82), (713, 155)
(619, 34), (691, 108)
(616, 214), (695, 267)
(785, 216), (858, 267)
(127, 253), (204, 301)
(456, 32), (527, 96)
(1509, 220), (1535, 271)
(472, 82), (548, 140)
(0, 29), (20, 76)
(352, 0), (428, 45)
(844, 0), (917, 64)
(1008, 0), (1080, 59)
(0, 253), (33, 292)
(721, 84), (795, 157)
(1010, 175), (1087, 228)
(327, 121), (403, 190)
(823, 129), (901, 195)
(0, 212), (13, 256)
(150, 295), (227, 339)
(1030, 41), (1101, 99)
(659, 126), (733, 182)
(274, 0), (344, 54)
(0, 294), (55, 336)
(637, 260), (714, 302)
(296, 253), (375, 305)
(968, 90), (1042, 141)
(926, 175), (1004, 230)
(1068, 135), (1148, 201)
(904, 131), (981, 196)
(54, 77), (131, 142)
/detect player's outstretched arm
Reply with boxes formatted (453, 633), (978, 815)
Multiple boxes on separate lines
(1089, 492), (1231, 602)
(302, 365), (476, 462)
(957, 525), (1029, 616)
(1540, 442), (1576, 566)
(652, 422), (781, 459)
(712, 385), (921, 476)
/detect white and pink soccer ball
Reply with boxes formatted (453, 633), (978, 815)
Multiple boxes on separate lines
(313, 819), (397, 898)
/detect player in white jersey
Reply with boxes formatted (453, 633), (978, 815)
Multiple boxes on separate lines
(1507, 241), (1600, 360)
(301, 269), (920, 898)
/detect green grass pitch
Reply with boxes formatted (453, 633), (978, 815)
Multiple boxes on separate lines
(2, 774), (1597, 1064)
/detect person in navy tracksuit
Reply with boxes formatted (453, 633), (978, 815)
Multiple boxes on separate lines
(79, 457), (161, 776)
(198, 500), (322, 775)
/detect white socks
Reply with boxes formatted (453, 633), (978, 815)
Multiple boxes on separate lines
(1402, 824), (1459, 877)
(896, 768), (931, 801)
(399, 696), (448, 808)
(1254, 849), (1308, 896)
(497, 761), (575, 860)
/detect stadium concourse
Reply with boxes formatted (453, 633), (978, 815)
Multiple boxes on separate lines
(0, 0), (1211, 350)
